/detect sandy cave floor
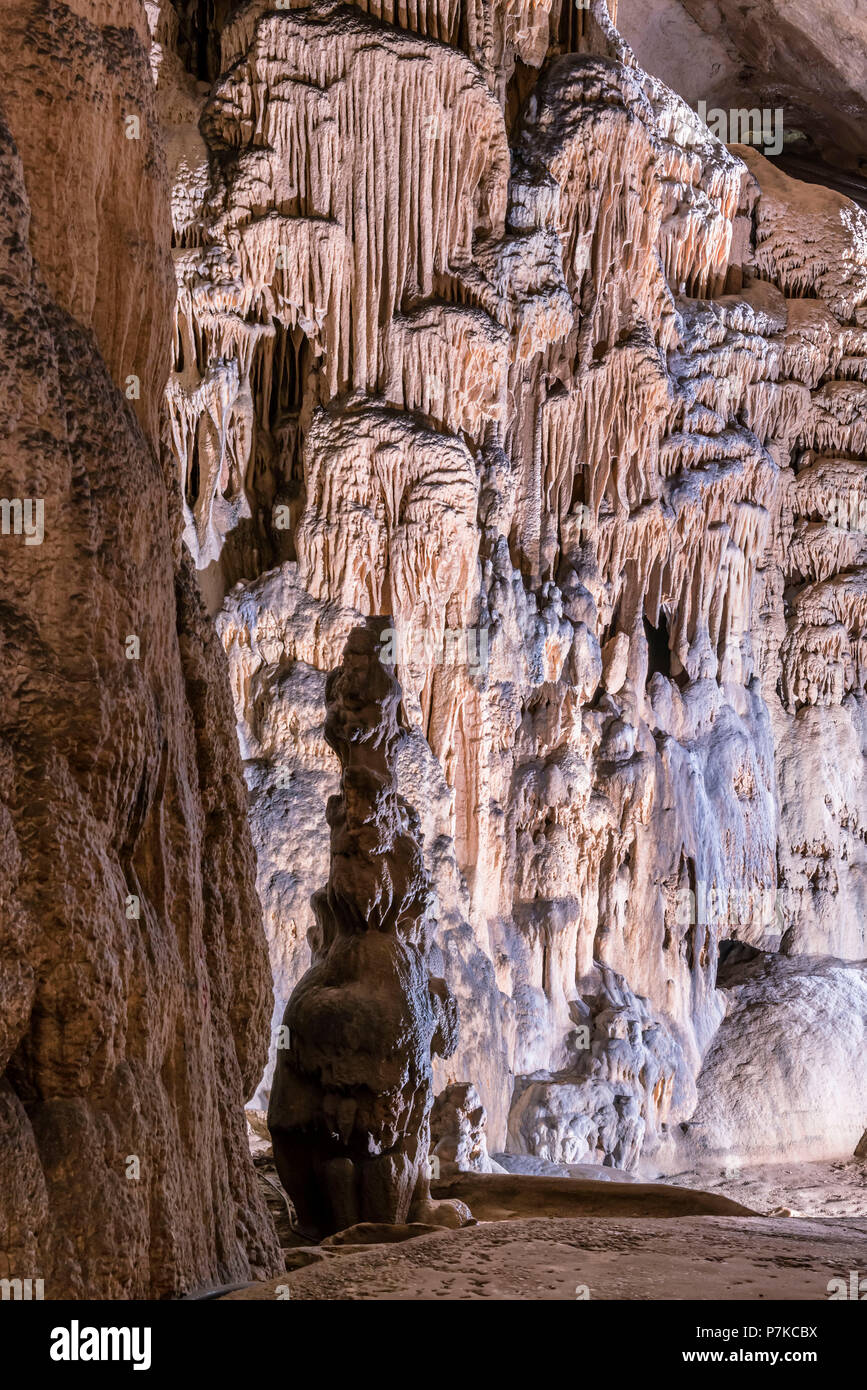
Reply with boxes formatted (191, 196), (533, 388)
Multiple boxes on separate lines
(664, 1158), (867, 1219)
(229, 1163), (867, 1301)
(492, 1149), (867, 1219)
(222, 1214), (867, 1301)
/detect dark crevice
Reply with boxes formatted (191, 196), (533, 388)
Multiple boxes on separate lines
(187, 434), (201, 509)
(644, 611), (671, 680)
(218, 321), (313, 588)
(169, 0), (241, 84)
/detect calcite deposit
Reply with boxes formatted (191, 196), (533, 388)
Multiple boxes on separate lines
(4, 0), (867, 1301)
(268, 621), (462, 1235)
(164, 0), (867, 1182)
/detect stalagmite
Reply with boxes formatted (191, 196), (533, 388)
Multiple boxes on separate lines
(268, 620), (464, 1235)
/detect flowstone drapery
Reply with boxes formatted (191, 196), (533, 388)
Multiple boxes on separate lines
(157, 0), (867, 1175)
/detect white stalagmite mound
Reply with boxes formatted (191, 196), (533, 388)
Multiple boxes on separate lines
(671, 951), (867, 1169)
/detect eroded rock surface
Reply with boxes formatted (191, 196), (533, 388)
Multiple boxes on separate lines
(431, 1082), (502, 1175)
(0, 0), (280, 1298)
(619, 0), (867, 180)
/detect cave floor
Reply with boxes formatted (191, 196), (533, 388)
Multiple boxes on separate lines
(221, 1214), (867, 1300)
(664, 1158), (867, 1220)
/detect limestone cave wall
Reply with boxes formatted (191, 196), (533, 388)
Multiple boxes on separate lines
(0, 0), (281, 1298)
(153, 0), (867, 1173)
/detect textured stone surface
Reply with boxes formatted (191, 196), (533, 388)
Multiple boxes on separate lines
(268, 621), (463, 1235)
(0, 0), (280, 1298)
(6, 0), (867, 1300)
(221, 1213), (867, 1300)
(431, 1082), (503, 1175)
(668, 1156), (867, 1220)
(674, 952), (867, 1169)
(159, 0), (867, 1180)
(429, 1169), (756, 1218)
(619, 0), (867, 179)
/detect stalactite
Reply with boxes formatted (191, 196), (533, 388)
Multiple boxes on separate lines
(169, 0), (867, 1174)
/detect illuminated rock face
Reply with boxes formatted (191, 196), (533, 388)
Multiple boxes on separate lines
(617, 0), (867, 175)
(268, 620), (460, 1236)
(162, 0), (867, 1171)
(0, 1), (280, 1297)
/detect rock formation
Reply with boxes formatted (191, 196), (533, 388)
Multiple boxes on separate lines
(4, 0), (867, 1299)
(268, 619), (461, 1236)
(0, 0), (280, 1297)
(618, 0), (867, 190)
(430, 1082), (502, 1175)
(164, 0), (867, 1181)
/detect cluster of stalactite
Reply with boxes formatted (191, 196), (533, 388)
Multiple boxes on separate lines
(156, 0), (867, 1170)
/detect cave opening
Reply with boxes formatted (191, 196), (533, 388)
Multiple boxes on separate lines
(598, 600), (621, 654)
(569, 466), (588, 512)
(716, 937), (762, 988)
(263, 317), (312, 564)
(556, 0), (589, 54)
(506, 58), (539, 138)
